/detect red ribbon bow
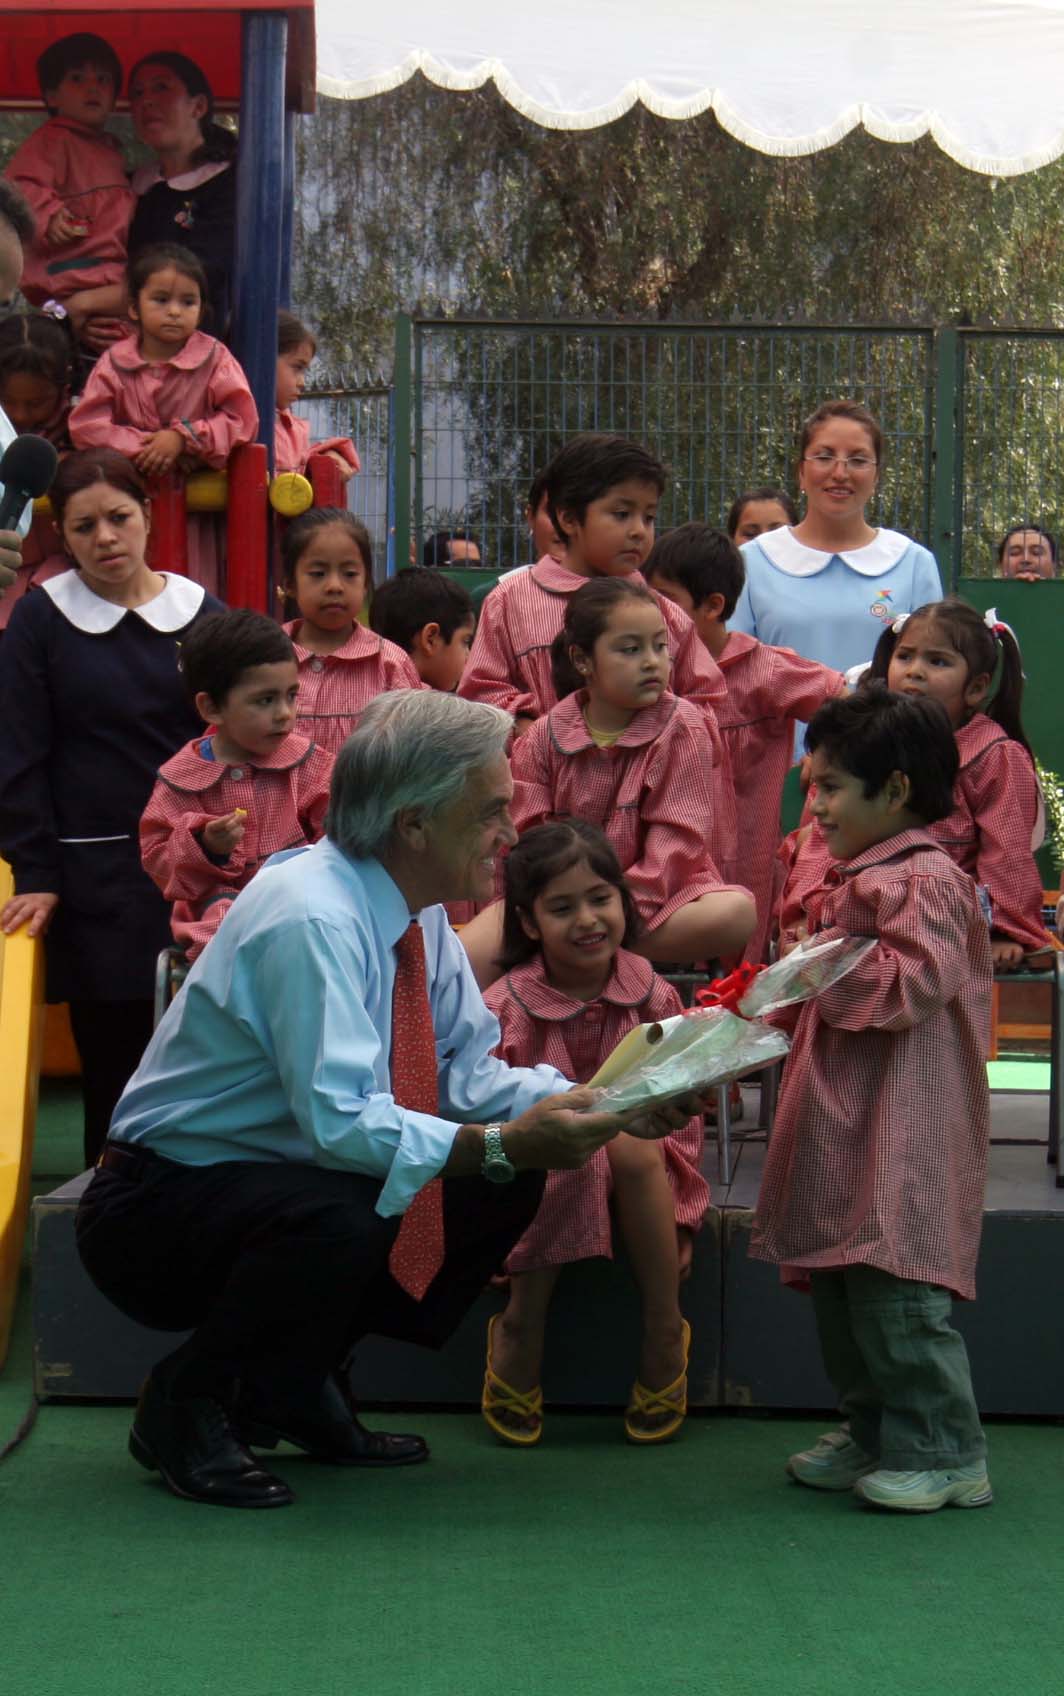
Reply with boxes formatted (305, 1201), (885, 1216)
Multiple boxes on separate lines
(690, 960), (764, 1014)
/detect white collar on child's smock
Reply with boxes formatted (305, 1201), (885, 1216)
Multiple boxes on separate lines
(752, 526), (912, 578)
(42, 570), (205, 634)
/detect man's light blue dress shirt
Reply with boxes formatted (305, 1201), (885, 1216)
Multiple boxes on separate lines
(110, 842), (571, 1216)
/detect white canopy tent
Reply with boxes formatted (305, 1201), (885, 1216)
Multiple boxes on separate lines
(315, 0), (1064, 176)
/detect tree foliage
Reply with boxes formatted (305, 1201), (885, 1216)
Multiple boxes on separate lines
(293, 78), (1064, 380)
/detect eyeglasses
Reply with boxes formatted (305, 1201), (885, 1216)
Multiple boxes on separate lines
(803, 452), (877, 473)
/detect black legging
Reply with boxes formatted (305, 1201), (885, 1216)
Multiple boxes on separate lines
(67, 999), (156, 1169)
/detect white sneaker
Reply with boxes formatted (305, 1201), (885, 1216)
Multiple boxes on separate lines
(854, 1464), (993, 1512)
(787, 1427), (878, 1491)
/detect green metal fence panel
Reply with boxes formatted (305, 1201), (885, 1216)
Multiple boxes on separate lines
(408, 320), (936, 571)
(955, 330), (1064, 580)
(294, 382), (393, 574)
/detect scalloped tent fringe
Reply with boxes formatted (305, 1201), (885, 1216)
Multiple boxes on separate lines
(315, 59), (1064, 179)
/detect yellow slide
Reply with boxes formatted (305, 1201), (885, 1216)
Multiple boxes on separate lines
(0, 859), (43, 1368)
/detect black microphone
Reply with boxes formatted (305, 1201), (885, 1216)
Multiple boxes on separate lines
(0, 433), (59, 532)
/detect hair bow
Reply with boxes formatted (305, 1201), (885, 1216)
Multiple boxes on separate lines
(891, 612), (910, 635)
(40, 299), (68, 321)
(984, 606), (1016, 643)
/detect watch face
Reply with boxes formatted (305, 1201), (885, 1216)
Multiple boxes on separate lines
(484, 1157), (516, 1185)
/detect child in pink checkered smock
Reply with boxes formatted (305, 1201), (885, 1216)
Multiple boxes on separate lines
(140, 609), (333, 962)
(459, 433), (736, 874)
(865, 596), (1049, 968)
(646, 523), (846, 961)
(68, 242), (258, 596)
(280, 508), (423, 755)
(458, 576), (755, 987)
(274, 310), (360, 482)
(481, 820), (708, 1448)
(752, 686), (995, 1514)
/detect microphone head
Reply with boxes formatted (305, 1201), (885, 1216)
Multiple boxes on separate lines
(0, 432), (59, 500)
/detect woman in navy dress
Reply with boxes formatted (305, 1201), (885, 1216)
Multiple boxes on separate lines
(0, 449), (223, 1163)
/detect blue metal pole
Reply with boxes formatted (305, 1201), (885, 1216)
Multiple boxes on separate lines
(280, 110), (295, 309)
(233, 11), (288, 473)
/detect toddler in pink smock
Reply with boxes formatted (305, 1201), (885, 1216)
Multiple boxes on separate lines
(5, 33), (133, 343)
(481, 821), (708, 1448)
(280, 508), (422, 755)
(274, 309), (360, 482)
(752, 686), (994, 1514)
(140, 609), (333, 962)
(68, 242), (257, 595)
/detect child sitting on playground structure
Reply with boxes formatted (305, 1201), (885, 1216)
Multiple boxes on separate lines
(140, 609), (334, 962)
(645, 522), (845, 959)
(274, 309), (360, 482)
(752, 685), (994, 1514)
(0, 310), (76, 632)
(369, 566), (476, 692)
(67, 241), (258, 594)
(4, 33), (134, 347)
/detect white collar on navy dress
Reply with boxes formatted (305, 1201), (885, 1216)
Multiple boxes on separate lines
(41, 570), (205, 634)
(751, 526), (912, 579)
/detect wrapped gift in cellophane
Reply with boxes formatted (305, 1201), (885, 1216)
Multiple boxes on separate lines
(585, 934), (875, 1116)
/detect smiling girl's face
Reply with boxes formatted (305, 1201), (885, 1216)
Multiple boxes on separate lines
(520, 856), (627, 986)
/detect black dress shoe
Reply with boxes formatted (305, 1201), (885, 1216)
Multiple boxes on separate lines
(130, 1375), (294, 1508)
(237, 1371), (429, 1468)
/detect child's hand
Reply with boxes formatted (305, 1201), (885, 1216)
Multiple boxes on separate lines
(135, 430), (186, 478)
(202, 810), (247, 858)
(324, 450), (355, 483)
(991, 936), (1024, 971)
(46, 207), (89, 246)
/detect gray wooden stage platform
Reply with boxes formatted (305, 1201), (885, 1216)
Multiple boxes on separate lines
(32, 1086), (1064, 1415)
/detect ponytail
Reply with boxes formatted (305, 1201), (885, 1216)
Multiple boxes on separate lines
(981, 611), (1032, 757)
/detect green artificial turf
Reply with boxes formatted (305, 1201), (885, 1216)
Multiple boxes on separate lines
(3, 1085), (1062, 1696)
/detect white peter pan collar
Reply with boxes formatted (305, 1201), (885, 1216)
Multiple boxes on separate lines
(753, 525), (912, 579)
(42, 570), (206, 634)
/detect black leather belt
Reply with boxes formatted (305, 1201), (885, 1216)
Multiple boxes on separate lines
(96, 1141), (168, 1180)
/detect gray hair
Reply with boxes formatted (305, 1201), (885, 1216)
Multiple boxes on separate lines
(327, 689), (513, 859)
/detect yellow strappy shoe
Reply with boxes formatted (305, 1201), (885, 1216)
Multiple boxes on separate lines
(624, 1319), (691, 1444)
(481, 1314), (543, 1447)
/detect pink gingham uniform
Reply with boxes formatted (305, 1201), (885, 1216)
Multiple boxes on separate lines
(930, 713), (1047, 954)
(283, 620), (424, 754)
(510, 689), (748, 933)
(140, 732), (333, 961)
(458, 555), (736, 871)
(775, 824), (832, 953)
(274, 410), (361, 477)
(485, 950), (709, 1271)
(68, 331), (258, 596)
(6, 118), (134, 305)
(717, 631), (844, 959)
(751, 829), (993, 1299)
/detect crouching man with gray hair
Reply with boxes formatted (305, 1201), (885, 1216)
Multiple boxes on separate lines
(77, 693), (707, 1510)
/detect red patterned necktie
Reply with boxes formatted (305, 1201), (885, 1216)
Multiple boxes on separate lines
(387, 921), (446, 1299)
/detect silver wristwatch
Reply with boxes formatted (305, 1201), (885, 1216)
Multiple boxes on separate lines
(481, 1123), (517, 1185)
